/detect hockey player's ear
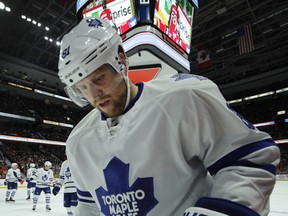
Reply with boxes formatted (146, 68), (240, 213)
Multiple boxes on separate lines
(118, 52), (128, 74)
(117, 45), (128, 74)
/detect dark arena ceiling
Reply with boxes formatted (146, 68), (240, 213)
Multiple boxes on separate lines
(0, 0), (287, 96)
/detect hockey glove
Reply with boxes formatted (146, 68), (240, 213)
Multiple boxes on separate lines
(4, 180), (7, 186)
(26, 178), (30, 183)
(52, 186), (61, 196)
(184, 207), (229, 216)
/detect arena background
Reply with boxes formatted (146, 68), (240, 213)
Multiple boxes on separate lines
(0, 0), (287, 214)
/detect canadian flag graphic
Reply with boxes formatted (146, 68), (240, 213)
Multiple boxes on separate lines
(197, 47), (211, 69)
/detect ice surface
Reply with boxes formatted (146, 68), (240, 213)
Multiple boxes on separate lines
(269, 181), (288, 216)
(0, 188), (66, 215)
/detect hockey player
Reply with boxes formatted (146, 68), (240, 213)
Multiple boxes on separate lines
(100, 0), (117, 32)
(4, 163), (23, 202)
(57, 17), (280, 215)
(26, 163), (37, 200)
(100, 0), (112, 24)
(31, 161), (54, 211)
(53, 160), (78, 216)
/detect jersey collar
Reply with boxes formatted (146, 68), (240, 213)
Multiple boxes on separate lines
(101, 82), (144, 120)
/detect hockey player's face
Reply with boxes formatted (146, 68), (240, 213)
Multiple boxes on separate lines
(75, 65), (127, 117)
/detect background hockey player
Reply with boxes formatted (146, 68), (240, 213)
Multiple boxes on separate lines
(57, 17), (280, 215)
(26, 163), (37, 200)
(31, 161), (54, 211)
(100, 0), (117, 32)
(4, 162), (23, 202)
(100, 1), (112, 24)
(53, 159), (78, 216)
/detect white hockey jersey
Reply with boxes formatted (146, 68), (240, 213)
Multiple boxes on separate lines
(57, 160), (77, 193)
(32, 168), (54, 188)
(5, 168), (21, 183)
(26, 167), (37, 183)
(66, 74), (280, 216)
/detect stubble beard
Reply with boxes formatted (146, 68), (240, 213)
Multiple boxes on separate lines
(95, 80), (127, 118)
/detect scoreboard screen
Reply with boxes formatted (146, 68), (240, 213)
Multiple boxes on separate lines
(77, 0), (137, 35)
(76, 0), (196, 58)
(153, 0), (195, 54)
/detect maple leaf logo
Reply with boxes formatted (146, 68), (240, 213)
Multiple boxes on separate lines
(86, 18), (103, 28)
(96, 157), (158, 215)
(42, 174), (48, 181)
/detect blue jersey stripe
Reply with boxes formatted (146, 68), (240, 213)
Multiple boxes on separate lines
(232, 160), (276, 174)
(65, 186), (76, 189)
(208, 138), (277, 175)
(78, 198), (95, 203)
(77, 188), (93, 197)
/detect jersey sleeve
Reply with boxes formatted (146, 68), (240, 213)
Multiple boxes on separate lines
(169, 75), (280, 215)
(57, 161), (66, 186)
(32, 169), (39, 179)
(27, 169), (31, 178)
(50, 170), (54, 182)
(5, 169), (11, 180)
(67, 147), (101, 215)
(17, 169), (21, 178)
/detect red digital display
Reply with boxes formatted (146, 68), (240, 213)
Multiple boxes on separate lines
(154, 0), (194, 54)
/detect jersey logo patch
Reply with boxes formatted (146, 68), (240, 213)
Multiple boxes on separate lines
(171, 73), (208, 81)
(65, 167), (72, 179)
(32, 170), (36, 175)
(86, 18), (103, 28)
(42, 174), (48, 181)
(96, 157), (158, 215)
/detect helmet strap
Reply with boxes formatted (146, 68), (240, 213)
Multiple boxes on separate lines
(123, 75), (131, 110)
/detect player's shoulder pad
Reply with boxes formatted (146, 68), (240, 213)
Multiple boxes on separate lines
(147, 73), (213, 90)
(168, 73), (214, 89)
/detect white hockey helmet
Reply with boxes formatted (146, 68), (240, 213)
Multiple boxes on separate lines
(58, 17), (125, 107)
(30, 163), (36, 168)
(44, 161), (52, 169)
(11, 163), (18, 169)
